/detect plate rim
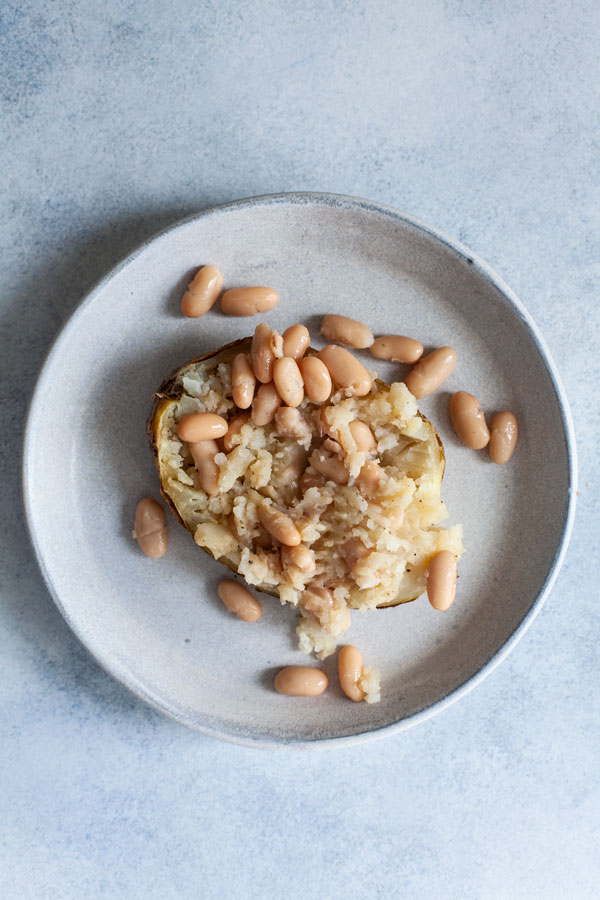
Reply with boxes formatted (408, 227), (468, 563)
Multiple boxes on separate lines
(22, 191), (578, 749)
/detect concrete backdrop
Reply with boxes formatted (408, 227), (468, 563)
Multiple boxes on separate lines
(1, 1), (598, 897)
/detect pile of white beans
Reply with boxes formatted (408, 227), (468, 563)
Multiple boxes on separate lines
(133, 264), (520, 700)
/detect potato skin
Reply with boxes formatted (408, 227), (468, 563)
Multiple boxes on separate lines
(147, 337), (445, 608)
(147, 338), (250, 533)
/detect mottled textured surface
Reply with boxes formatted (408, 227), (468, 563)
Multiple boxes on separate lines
(1, 1), (598, 897)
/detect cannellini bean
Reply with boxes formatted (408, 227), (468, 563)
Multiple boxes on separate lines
(489, 411), (518, 464)
(181, 265), (224, 318)
(258, 504), (301, 546)
(309, 448), (349, 484)
(220, 286), (278, 316)
(251, 382), (282, 425)
(282, 324), (310, 360)
(320, 314), (374, 349)
(427, 550), (457, 611)
(274, 666), (328, 696)
(190, 439), (220, 495)
(251, 323), (281, 383)
(318, 345), (372, 396)
(273, 356), (304, 407)
(231, 353), (256, 409)
(338, 645), (365, 702)
(343, 537), (370, 574)
(281, 544), (316, 573)
(217, 580), (262, 622)
(404, 346), (457, 399)
(356, 461), (382, 497)
(299, 356), (332, 402)
(370, 335), (423, 364)
(177, 412), (228, 443)
(134, 498), (168, 558)
(449, 391), (490, 449)
(222, 412), (250, 452)
(349, 420), (376, 451)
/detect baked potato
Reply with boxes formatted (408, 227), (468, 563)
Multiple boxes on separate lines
(148, 337), (464, 658)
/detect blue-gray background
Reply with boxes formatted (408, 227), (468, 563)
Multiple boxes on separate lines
(2, 1), (598, 897)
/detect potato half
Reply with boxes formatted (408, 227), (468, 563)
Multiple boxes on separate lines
(148, 338), (464, 657)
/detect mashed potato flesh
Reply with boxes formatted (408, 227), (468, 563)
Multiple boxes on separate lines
(156, 354), (464, 663)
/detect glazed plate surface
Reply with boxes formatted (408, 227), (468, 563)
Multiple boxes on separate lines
(23, 193), (576, 747)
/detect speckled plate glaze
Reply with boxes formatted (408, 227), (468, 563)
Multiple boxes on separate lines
(23, 193), (577, 748)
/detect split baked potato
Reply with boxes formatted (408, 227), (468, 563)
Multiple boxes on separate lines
(148, 337), (463, 657)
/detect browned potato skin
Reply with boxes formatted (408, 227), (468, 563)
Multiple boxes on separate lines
(147, 338), (250, 536)
(147, 337), (445, 608)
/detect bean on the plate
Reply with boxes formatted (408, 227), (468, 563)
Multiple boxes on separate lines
(134, 498), (168, 558)
(220, 286), (278, 316)
(404, 346), (457, 399)
(370, 335), (423, 364)
(218, 580), (262, 622)
(320, 314), (374, 350)
(338, 645), (366, 702)
(181, 265), (223, 318)
(489, 411), (518, 464)
(274, 666), (328, 696)
(449, 391), (490, 449)
(426, 550), (457, 611)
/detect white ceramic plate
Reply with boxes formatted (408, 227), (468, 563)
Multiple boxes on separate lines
(23, 193), (576, 748)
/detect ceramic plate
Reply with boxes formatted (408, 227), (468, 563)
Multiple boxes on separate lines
(23, 193), (576, 747)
